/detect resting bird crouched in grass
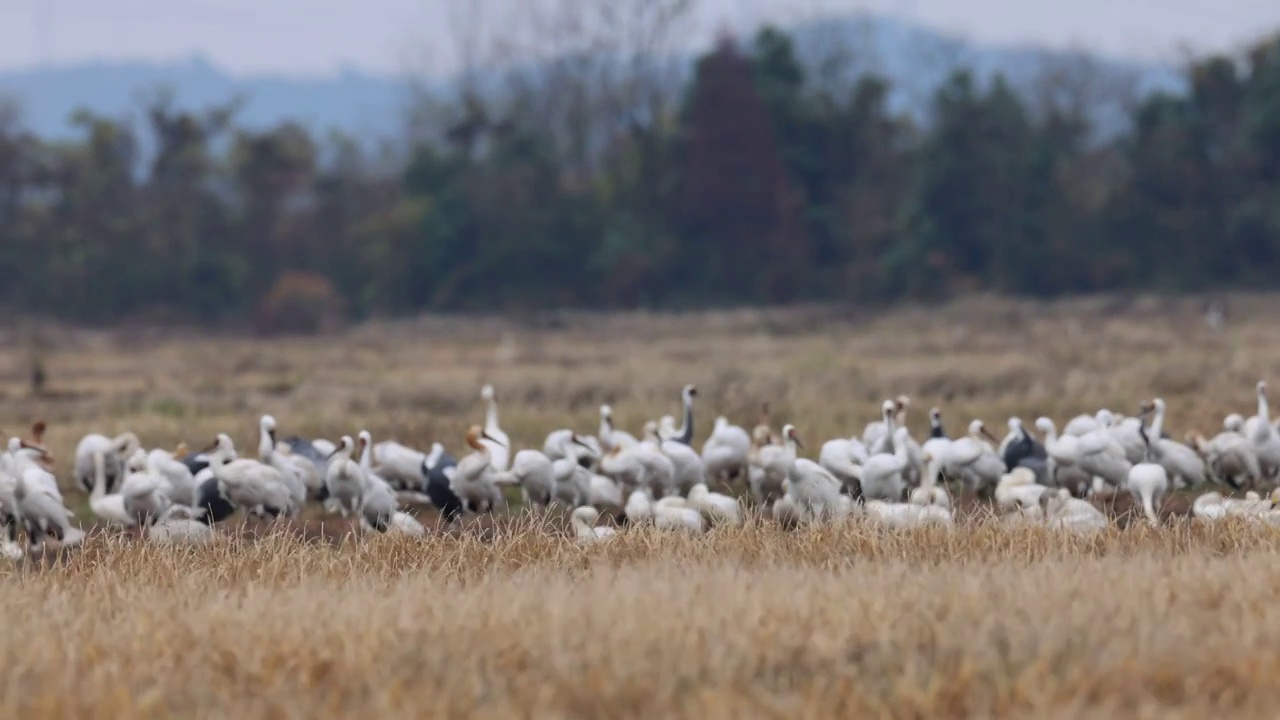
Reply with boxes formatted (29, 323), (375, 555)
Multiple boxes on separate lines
(571, 506), (617, 543)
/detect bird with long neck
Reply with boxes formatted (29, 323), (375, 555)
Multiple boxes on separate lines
(599, 405), (636, 453)
(1128, 412), (1169, 527)
(1140, 399), (1167, 441)
(781, 424), (802, 457)
(27, 421), (54, 472)
(203, 432), (295, 518)
(874, 400), (898, 453)
(893, 395), (910, 429)
(928, 408), (946, 439)
(671, 384), (697, 445)
(753, 402), (774, 445)
(973, 420), (1001, 450)
(454, 424), (507, 514)
(748, 423), (798, 505)
(908, 452), (954, 520)
(259, 415), (278, 460)
(323, 435), (363, 517)
(782, 425), (847, 520)
(549, 433), (596, 506)
(479, 385), (510, 472)
(255, 414), (308, 509)
(1245, 380), (1280, 445)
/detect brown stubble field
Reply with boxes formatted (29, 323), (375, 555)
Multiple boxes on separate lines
(3, 293), (1280, 718)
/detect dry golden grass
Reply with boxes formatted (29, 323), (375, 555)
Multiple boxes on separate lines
(3, 293), (1280, 717)
(7, 520), (1280, 718)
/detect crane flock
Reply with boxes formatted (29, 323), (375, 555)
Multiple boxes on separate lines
(6, 379), (1280, 558)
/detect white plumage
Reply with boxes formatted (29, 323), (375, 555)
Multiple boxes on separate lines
(207, 433), (296, 519)
(324, 435), (365, 517)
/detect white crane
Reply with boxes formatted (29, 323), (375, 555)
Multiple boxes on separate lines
(478, 384), (510, 472)
(860, 426), (911, 502)
(371, 439), (428, 491)
(863, 395), (908, 448)
(701, 416), (751, 485)
(1034, 417), (1091, 495)
(571, 506), (617, 543)
(602, 422), (676, 498)
(119, 463), (173, 528)
(509, 450), (557, 510)
(1076, 415), (1133, 491)
(687, 482), (743, 527)
(1191, 491), (1269, 521)
(146, 505), (217, 545)
(356, 430), (423, 536)
(1139, 399), (1205, 487)
(751, 423), (799, 504)
(943, 420), (1005, 495)
(921, 408), (952, 475)
(1062, 411), (1102, 437)
(205, 433), (296, 519)
(74, 431), (139, 495)
(5, 439), (81, 551)
(324, 435), (364, 517)
(818, 431), (868, 496)
(598, 405), (637, 453)
(783, 426), (845, 521)
(259, 415), (308, 511)
(1187, 422), (1261, 489)
(1127, 418), (1169, 527)
(657, 432), (705, 494)
(86, 447), (134, 527)
(452, 424), (507, 514)
(1039, 488), (1108, 532)
(994, 466), (1049, 515)
(145, 444), (198, 507)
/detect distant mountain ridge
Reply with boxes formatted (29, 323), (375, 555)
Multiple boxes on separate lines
(0, 13), (1185, 140)
(0, 55), (410, 140)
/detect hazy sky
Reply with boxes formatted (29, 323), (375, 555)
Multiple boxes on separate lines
(1, 0), (1277, 76)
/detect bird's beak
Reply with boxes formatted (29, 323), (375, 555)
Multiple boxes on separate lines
(571, 436), (592, 450)
(325, 445), (342, 461)
(791, 434), (804, 450)
(200, 438), (219, 453)
(481, 430), (506, 448)
(268, 428), (277, 444)
(981, 428), (999, 443)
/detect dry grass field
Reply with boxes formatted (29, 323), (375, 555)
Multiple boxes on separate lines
(3, 293), (1280, 718)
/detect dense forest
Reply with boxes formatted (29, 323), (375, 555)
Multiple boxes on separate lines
(2, 23), (1279, 330)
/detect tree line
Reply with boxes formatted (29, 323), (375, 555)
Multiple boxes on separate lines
(2, 26), (1279, 330)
